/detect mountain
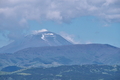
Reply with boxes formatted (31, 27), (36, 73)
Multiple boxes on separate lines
(0, 29), (72, 53)
(0, 44), (120, 69)
(0, 65), (120, 80)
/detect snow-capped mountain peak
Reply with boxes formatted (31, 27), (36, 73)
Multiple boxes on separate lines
(41, 33), (55, 40)
(0, 30), (72, 53)
(43, 33), (54, 36)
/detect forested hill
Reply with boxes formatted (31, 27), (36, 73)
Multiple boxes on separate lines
(0, 44), (120, 69)
(0, 65), (120, 80)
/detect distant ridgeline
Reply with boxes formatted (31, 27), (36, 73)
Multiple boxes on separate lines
(0, 44), (120, 69)
(0, 65), (120, 80)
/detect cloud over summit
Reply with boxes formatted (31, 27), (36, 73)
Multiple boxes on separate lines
(0, 0), (120, 31)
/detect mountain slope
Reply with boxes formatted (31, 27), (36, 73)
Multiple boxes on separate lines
(0, 44), (120, 69)
(0, 30), (72, 53)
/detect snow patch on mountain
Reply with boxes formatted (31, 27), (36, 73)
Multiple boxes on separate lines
(41, 34), (45, 40)
(44, 33), (54, 36)
(41, 33), (54, 40)
(41, 32), (56, 46)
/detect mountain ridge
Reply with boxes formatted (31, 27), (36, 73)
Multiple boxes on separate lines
(0, 44), (120, 69)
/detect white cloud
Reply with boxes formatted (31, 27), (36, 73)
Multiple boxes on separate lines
(60, 32), (80, 44)
(46, 11), (62, 21)
(0, 0), (120, 40)
(32, 29), (48, 34)
(0, 0), (119, 27)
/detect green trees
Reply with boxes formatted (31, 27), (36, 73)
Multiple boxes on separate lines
(0, 65), (120, 80)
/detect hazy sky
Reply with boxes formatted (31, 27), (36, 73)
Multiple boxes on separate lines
(0, 0), (120, 48)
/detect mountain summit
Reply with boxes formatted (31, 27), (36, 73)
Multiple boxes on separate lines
(0, 29), (72, 53)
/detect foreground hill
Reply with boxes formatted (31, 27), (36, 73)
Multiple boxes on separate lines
(0, 44), (120, 69)
(0, 65), (120, 80)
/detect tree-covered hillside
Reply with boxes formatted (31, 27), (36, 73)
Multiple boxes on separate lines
(0, 65), (120, 80)
(0, 44), (120, 69)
